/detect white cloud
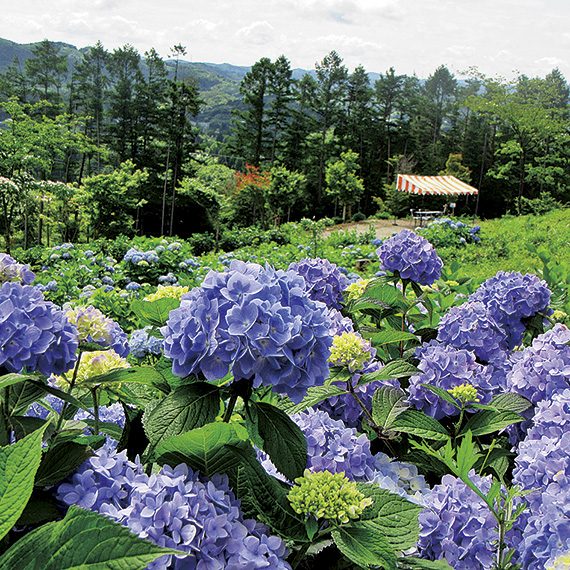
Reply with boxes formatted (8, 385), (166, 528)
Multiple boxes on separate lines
(235, 21), (275, 46)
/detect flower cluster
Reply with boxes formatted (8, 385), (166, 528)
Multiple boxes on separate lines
(0, 253), (35, 285)
(64, 305), (129, 357)
(288, 258), (348, 310)
(437, 301), (509, 364)
(288, 470), (372, 524)
(377, 229), (443, 285)
(144, 285), (189, 302)
(407, 341), (497, 419)
(326, 308), (355, 337)
(57, 447), (290, 570)
(292, 409), (378, 481)
(418, 472), (500, 569)
(128, 327), (164, 360)
(547, 553), (570, 570)
(512, 389), (570, 568)
(328, 331), (373, 372)
(56, 350), (130, 386)
(0, 282), (78, 375)
(470, 271), (551, 347)
(162, 260), (332, 403)
(344, 278), (371, 302)
(123, 247), (160, 265)
(506, 324), (570, 406)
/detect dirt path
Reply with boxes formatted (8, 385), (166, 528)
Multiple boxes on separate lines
(323, 218), (416, 239)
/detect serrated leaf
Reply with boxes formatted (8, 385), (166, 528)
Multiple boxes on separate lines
(228, 445), (308, 541)
(460, 410), (524, 437)
(16, 491), (61, 526)
(131, 298), (180, 327)
(279, 384), (348, 414)
(35, 441), (94, 487)
(371, 386), (408, 430)
(489, 393), (532, 414)
(391, 411), (450, 441)
(143, 383), (220, 453)
(154, 422), (246, 476)
(250, 402), (307, 481)
(0, 374), (35, 391)
(81, 366), (166, 388)
(367, 330), (419, 347)
(0, 505), (177, 570)
(420, 385), (460, 408)
(456, 432), (480, 478)
(0, 424), (47, 541)
(358, 360), (418, 387)
(357, 485), (421, 551)
(332, 524), (397, 569)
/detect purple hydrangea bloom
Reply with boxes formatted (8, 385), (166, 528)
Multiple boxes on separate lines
(0, 253), (35, 285)
(512, 485), (570, 570)
(326, 308), (355, 336)
(162, 260), (332, 403)
(0, 282), (78, 375)
(129, 327), (164, 360)
(57, 447), (290, 570)
(377, 230), (443, 285)
(259, 408), (427, 500)
(418, 472), (500, 569)
(407, 341), (498, 419)
(506, 324), (570, 406)
(437, 301), (509, 364)
(512, 393), (570, 570)
(470, 271), (551, 347)
(288, 258), (349, 310)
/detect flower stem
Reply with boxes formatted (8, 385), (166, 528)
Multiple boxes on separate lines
(223, 391), (239, 423)
(56, 350), (83, 432)
(91, 388), (100, 435)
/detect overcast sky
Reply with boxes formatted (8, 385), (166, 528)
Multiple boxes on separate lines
(1, 0), (568, 78)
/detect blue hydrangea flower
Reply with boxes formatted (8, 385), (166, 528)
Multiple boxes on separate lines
(259, 408), (427, 501)
(437, 301), (509, 364)
(129, 327), (164, 360)
(407, 341), (497, 419)
(470, 271), (551, 348)
(162, 260), (332, 403)
(512, 486), (570, 570)
(0, 253), (35, 284)
(0, 282), (78, 375)
(506, 324), (570, 405)
(377, 230), (443, 285)
(288, 258), (349, 310)
(326, 308), (355, 336)
(418, 472), (501, 569)
(527, 388), (570, 441)
(57, 447), (290, 570)
(123, 247), (160, 265)
(125, 282), (141, 292)
(64, 305), (129, 358)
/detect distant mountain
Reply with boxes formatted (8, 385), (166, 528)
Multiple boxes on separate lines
(0, 37), (384, 135)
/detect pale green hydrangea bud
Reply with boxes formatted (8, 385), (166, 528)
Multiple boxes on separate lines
(328, 332), (372, 372)
(344, 279), (371, 302)
(448, 383), (480, 405)
(288, 470), (373, 524)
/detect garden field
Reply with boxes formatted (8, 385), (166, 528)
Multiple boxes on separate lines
(0, 210), (569, 570)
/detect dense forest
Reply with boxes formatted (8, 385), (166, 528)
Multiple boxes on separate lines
(0, 38), (568, 248)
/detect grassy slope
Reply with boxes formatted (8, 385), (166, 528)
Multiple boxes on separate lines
(438, 209), (570, 281)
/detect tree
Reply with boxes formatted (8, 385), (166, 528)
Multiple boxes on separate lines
(325, 150), (365, 221)
(24, 40), (68, 111)
(267, 55), (294, 164)
(80, 160), (148, 238)
(0, 177), (24, 252)
(232, 57), (274, 165)
(266, 165), (307, 224)
(439, 153), (472, 183)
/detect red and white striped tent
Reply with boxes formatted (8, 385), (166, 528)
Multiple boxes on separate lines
(396, 174), (478, 196)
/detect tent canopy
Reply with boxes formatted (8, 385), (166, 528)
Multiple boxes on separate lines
(397, 174), (478, 196)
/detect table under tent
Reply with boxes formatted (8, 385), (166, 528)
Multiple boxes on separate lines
(396, 174), (479, 226)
